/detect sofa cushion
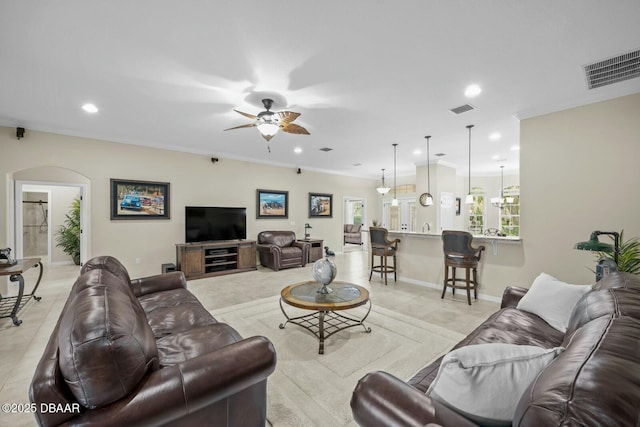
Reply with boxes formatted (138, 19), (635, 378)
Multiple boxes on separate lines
(138, 288), (217, 337)
(517, 273), (591, 332)
(427, 343), (564, 427)
(514, 316), (640, 427)
(58, 284), (159, 409)
(408, 307), (565, 393)
(156, 323), (243, 365)
(80, 255), (132, 285)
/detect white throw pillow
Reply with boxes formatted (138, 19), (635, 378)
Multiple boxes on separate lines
(427, 343), (564, 426)
(516, 273), (592, 332)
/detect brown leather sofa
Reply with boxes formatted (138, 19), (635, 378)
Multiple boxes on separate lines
(344, 224), (363, 245)
(29, 256), (277, 426)
(351, 271), (640, 426)
(257, 231), (310, 271)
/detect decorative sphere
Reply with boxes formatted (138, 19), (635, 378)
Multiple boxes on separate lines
(312, 257), (337, 285)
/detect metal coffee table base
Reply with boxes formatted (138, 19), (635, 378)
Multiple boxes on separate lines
(279, 298), (372, 354)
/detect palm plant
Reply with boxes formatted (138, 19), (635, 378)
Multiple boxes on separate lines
(55, 197), (81, 265)
(598, 230), (640, 275)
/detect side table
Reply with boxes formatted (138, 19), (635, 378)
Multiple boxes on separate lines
(0, 258), (43, 326)
(298, 239), (323, 262)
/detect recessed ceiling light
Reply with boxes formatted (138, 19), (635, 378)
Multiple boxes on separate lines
(82, 103), (98, 113)
(492, 155), (500, 160)
(464, 84), (482, 98)
(489, 132), (501, 140)
(294, 147), (302, 154)
(413, 149), (422, 156)
(510, 145), (520, 151)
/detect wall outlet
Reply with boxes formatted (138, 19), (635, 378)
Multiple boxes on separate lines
(290, 221), (295, 226)
(135, 257), (141, 264)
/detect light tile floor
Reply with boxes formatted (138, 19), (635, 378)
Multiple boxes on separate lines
(0, 251), (499, 426)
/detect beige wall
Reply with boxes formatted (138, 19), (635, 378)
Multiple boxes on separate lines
(1, 127), (378, 278)
(521, 92), (640, 285)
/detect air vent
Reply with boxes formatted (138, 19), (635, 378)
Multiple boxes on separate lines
(435, 153), (446, 157)
(584, 49), (640, 89)
(450, 104), (475, 115)
(319, 147), (333, 152)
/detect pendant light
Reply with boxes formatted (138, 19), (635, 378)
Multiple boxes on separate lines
(392, 143), (399, 206)
(465, 125), (474, 204)
(376, 168), (391, 194)
(424, 135), (434, 206)
(491, 165), (515, 207)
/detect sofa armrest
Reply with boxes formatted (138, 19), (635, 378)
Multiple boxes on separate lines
(66, 336), (277, 426)
(350, 371), (476, 427)
(130, 270), (187, 297)
(501, 285), (529, 308)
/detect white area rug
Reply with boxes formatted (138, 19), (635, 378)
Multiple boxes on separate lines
(214, 296), (465, 426)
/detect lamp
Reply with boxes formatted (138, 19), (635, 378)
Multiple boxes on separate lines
(423, 135), (434, 206)
(392, 143), (399, 206)
(304, 223), (312, 240)
(465, 125), (474, 204)
(376, 168), (391, 194)
(490, 165), (515, 207)
(574, 230), (620, 281)
(256, 99), (280, 140)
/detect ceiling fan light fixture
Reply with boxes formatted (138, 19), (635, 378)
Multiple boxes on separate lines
(257, 122), (279, 137)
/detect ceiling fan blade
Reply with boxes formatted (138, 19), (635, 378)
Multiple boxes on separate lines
(281, 123), (310, 135)
(277, 111), (301, 123)
(224, 123), (256, 131)
(233, 109), (258, 120)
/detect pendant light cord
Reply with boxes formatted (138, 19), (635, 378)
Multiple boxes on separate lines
(467, 125), (474, 196)
(393, 143), (398, 200)
(425, 136), (431, 194)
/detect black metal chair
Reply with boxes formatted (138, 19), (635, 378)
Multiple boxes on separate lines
(442, 230), (485, 305)
(369, 227), (400, 285)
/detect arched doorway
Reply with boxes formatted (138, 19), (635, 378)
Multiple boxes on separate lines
(10, 166), (90, 265)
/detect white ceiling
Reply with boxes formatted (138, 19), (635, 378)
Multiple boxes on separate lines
(1, 1), (640, 179)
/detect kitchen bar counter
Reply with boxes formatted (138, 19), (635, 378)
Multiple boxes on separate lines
(380, 231), (524, 301)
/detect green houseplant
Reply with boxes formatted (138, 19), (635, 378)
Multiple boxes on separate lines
(55, 197), (81, 265)
(598, 230), (640, 275)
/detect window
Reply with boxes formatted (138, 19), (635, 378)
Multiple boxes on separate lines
(500, 185), (520, 236)
(468, 187), (485, 234)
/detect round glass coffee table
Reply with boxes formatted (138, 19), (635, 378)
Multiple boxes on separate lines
(279, 280), (372, 354)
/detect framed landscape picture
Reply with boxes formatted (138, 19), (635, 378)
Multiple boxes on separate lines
(309, 193), (333, 218)
(257, 189), (289, 219)
(110, 179), (170, 220)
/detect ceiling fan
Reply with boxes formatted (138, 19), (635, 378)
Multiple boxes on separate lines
(224, 98), (310, 142)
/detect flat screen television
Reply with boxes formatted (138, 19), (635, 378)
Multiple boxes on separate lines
(185, 206), (247, 243)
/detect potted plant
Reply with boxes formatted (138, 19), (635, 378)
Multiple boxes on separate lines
(598, 230), (640, 275)
(55, 197), (81, 265)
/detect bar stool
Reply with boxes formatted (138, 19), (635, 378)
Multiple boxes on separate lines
(369, 227), (401, 285)
(442, 230), (485, 305)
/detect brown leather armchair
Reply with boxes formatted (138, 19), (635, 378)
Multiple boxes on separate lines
(257, 231), (310, 271)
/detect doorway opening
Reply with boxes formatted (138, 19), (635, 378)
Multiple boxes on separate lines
(343, 197), (366, 252)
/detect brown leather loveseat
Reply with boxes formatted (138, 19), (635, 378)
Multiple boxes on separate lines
(29, 256), (277, 426)
(351, 271), (640, 426)
(257, 231), (310, 271)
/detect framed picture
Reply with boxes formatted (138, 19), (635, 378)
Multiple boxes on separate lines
(309, 193), (333, 218)
(455, 197), (461, 216)
(110, 179), (170, 220)
(257, 189), (289, 219)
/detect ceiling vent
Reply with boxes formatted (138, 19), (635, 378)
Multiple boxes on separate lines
(584, 49), (640, 89)
(319, 147), (333, 152)
(450, 104), (475, 115)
